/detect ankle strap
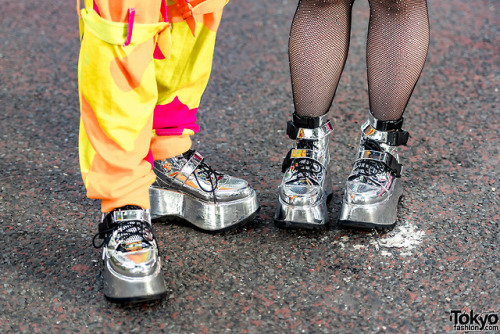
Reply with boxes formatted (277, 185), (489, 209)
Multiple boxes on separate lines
(361, 119), (409, 146)
(368, 113), (405, 131)
(292, 113), (329, 128)
(287, 120), (333, 140)
(98, 208), (150, 239)
(113, 208), (150, 223)
(175, 150), (204, 185)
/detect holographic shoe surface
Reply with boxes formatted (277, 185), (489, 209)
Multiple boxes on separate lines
(93, 206), (167, 303)
(150, 150), (259, 232)
(275, 114), (333, 229)
(339, 115), (409, 229)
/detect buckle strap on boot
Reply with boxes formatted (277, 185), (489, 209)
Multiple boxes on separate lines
(113, 209), (150, 224)
(97, 213), (118, 240)
(286, 113), (332, 140)
(292, 113), (325, 128)
(171, 150), (204, 186)
(361, 116), (409, 147)
(368, 113), (405, 131)
(97, 208), (150, 240)
(287, 120), (333, 141)
(354, 150), (403, 177)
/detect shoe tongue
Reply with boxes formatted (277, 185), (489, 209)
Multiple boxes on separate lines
(297, 139), (316, 150)
(363, 138), (382, 151)
(350, 159), (385, 183)
(116, 221), (149, 252)
(113, 207), (150, 249)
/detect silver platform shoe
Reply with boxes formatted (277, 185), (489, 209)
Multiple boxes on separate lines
(275, 113), (333, 229)
(150, 150), (259, 232)
(93, 206), (167, 303)
(339, 114), (409, 229)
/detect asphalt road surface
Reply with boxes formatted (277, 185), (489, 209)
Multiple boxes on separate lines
(0, 0), (498, 332)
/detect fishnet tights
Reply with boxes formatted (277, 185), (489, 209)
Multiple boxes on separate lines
(289, 0), (429, 121)
(289, 0), (354, 118)
(367, 0), (429, 120)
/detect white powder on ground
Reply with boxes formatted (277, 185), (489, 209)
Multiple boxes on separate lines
(344, 221), (425, 257)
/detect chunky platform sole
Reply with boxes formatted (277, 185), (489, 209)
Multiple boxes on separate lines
(149, 187), (259, 232)
(103, 259), (167, 304)
(274, 187), (333, 230)
(338, 179), (403, 229)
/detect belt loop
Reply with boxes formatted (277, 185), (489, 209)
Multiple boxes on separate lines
(162, 0), (170, 23)
(123, 8), (136, 47)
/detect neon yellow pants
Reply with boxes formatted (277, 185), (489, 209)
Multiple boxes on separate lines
(78, 0), (226, 212)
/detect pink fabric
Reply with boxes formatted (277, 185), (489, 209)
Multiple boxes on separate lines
(153, 44), (165, 60)
(161, 0), (169, 23)
(123, 8), (135, 47)
(154, 128), (186, 136)
(145, 149), (154, 168)
(153, 96), (199, 136)
(93, 0), (101, 15)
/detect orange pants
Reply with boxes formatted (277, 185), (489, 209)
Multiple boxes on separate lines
(78, 0), (226, 212)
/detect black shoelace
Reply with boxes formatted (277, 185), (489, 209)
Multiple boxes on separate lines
(184, 150), (222, 203)
(349, 139), (388, 186)
(92, 207), (153, 249)
(287, 140), (324, 185)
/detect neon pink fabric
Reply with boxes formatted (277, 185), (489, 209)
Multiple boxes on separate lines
(153, 96), (200, 136)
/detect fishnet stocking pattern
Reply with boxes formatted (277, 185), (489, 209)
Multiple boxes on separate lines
(289, 0), (355, 118)
(288, 0), (429, 121)
(367, 0), (429, 121)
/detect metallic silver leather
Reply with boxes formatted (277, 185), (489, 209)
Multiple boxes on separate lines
(101, 209), (167, 302)
(112, 209), (150, 224)
(295, 121), (333, 140)
(150, 187), (259, 231)
(355, 149), (402, 176)
(150, 151), (259, 231)
(362, 119), (392, 143)
(368, 112), (404, 131)
(339, 119), (406, 228)
(275, 169), (332, 228)
(172, 151), (203, 188)
(275, 116), (332, 228)
(339, 177), (402, 227)
(361, 119), (409, 147)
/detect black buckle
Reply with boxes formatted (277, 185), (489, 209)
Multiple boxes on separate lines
(286, 121), (299, 140)
(356, 149), (403, 177)
(385, 153), (403, 177)
(292, 113), (322, 128)
(97, 213), (118, 239)
(386, 130), (410, 146)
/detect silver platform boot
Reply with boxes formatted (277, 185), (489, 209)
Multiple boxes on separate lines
(150, 150), (259, 232)
(339, 114), (409, 229)
(93, 206), (167, 303)
(275, 113), (333, 229)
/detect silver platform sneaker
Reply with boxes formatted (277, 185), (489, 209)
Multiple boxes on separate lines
(93, 206), (167, 303)
(339, 114), (409, 229)
(275, 114), (333, 229)
(150, 150), (259, 232)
